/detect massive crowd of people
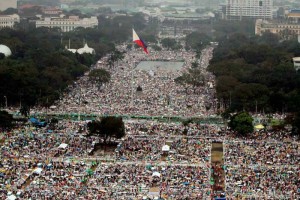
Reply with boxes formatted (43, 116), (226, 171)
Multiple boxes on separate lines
(0, 120), (218, 199)
(224, 134), (299, 199)
(43, 45), (216, 118)
(1, 118), (299, 199)
(1, 45), (299, 199)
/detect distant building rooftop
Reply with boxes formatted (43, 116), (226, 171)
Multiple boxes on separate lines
(289, 9), (300, 13)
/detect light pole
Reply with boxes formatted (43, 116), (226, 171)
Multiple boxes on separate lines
(3, 96), (7, 108)
(131, 59), (135, 108)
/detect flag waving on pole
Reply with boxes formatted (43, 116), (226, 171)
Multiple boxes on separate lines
(133, 28), (148, 54)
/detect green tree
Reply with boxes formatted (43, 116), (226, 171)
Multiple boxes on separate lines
(89, 68), (111, 89)
(161, 38), (181, 50)
(229, 112), (254, 135)
(221, 109), (232, 121)
(49, 118), (59, 130)
(151, 45), (162, 51)
(182, 118), (193, 135)
(174, 73), (190, 93)
(1, 8), (18, 15)
(185, 32), (211, 51)
(87, 116), (125, 144)
(175, 68), (205, 93)
(286, 112), (300, 136)
(0, 110), (14, 130)
(107, 50), (125, 68)
(20, 104), (30, 117)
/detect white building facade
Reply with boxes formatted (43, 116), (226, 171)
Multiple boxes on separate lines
(293, 57), (300, 71)
(226, 0), (273, 20)
(36, 16), (98, 32)
(0, 14), (20, 29)
(255, 19), (300, 37)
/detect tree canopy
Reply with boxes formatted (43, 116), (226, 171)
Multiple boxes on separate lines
(0, 110), (14, 130)
(0, 12), (154, 108)
(208, 32), (300, 113)
(229, 112), (254, 135)
(175, 68), (205, 93)
(87, 116), (125, 144)
(161, 38), (182, 50)
(185, 32), (211, 51)
(89, 68), (111, 89)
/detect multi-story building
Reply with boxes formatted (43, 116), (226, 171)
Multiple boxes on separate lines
(286, 9), (300, 23)
(0, 14), (20, 29)
(255, 19), (300, 38)
(42, 7), (63, 16)
(225, 0), (273, 20)
(0, 0), (17, 11)
(36, 16), (98, 32)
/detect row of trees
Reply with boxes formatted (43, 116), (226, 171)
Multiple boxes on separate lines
(209, 32), (300, 113)
(208, 32), (300, 135)
(0, 12), (149, 108)
(0, 27), (93, 107)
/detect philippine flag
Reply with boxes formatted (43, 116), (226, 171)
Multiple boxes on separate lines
(133, 28), (148, 54)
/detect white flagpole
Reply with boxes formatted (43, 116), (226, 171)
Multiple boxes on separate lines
(131, 28), (135, 108)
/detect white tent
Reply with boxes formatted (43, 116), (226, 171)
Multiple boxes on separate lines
(33, 168), (43, 174)
(152, 172), (161, 177)
(58, 143), (68, 149)
(162, 145), (170, 151)
(6, 194), (16, 200)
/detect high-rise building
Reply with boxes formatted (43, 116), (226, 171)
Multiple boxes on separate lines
(225, 0), (273, 20)
(0, 0), (17, 11)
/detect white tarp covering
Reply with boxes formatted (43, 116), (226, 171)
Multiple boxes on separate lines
(152, 172), (161, 177)
(58, 143), (68, 149)
(33, 168), (43, 174)
(6, 194), (16, 200)
(162, 145), (170, 151)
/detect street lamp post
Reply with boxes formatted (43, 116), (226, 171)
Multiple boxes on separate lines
(3, 96), (7, 108)
(131, 59), (136, 108)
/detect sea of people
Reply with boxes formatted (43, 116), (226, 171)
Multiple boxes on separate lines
(224, 132), (299, 199)
(40, 45), (217, 118)
(1, 118), (299, 199)
(1, 45), (300, 199)
(0, 120), (218, 199)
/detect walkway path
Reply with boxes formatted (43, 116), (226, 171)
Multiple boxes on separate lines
(211, 142), (226, 199)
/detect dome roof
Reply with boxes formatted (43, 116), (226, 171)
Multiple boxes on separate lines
(0, 45), (12, 57)
(77, 43), (95, 55)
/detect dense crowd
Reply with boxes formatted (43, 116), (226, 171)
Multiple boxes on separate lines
(1, 117), (299, 199)
(43, 46), (216, 118)
(224, 132), (300, 199)
(1, 120), (216, 199)
(1, 44), (300, 199)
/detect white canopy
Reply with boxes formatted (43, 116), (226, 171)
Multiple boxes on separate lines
(58, 143), (68, 149)
(6, 194), (16, 200)
(162, 145), (170, 151)
(33, 168), (43, 174)
(152, 172), (161, 177)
